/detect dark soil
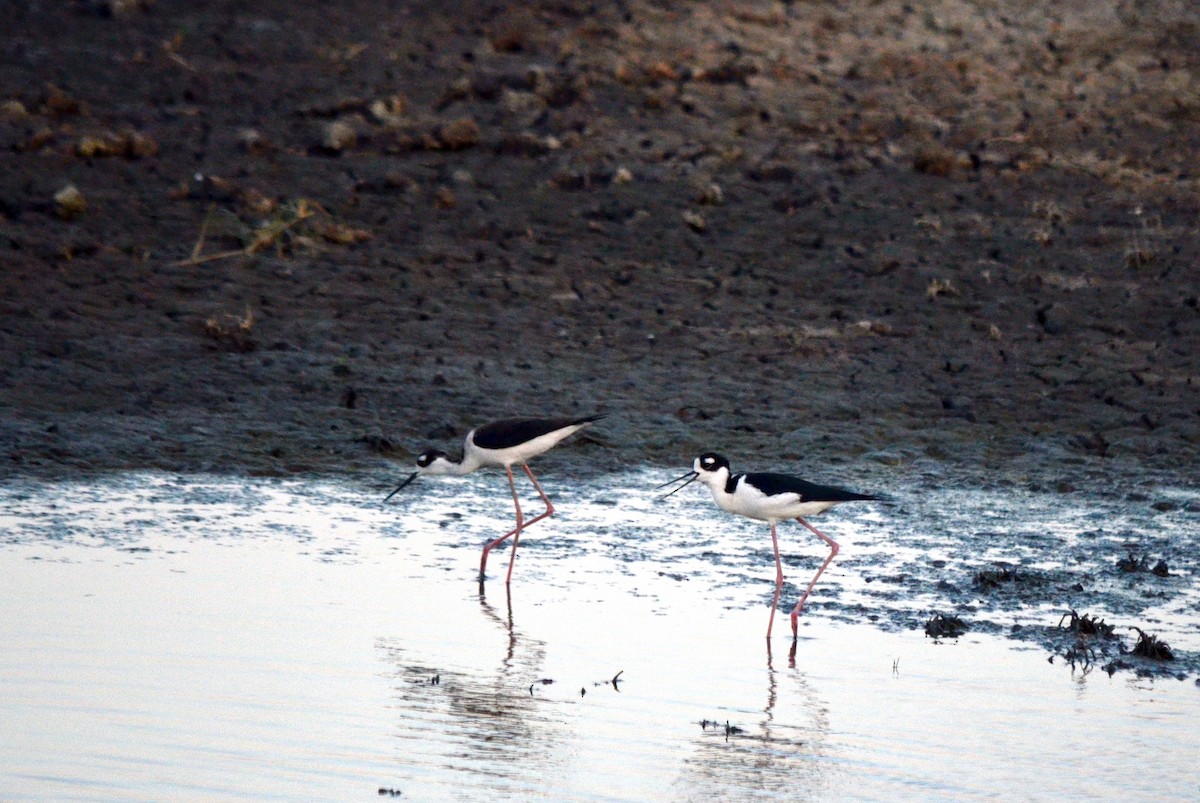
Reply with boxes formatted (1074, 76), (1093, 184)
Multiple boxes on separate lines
(3, 0), (1199, 492)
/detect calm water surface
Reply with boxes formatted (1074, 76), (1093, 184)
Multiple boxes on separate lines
(1, 471), (1197, 800)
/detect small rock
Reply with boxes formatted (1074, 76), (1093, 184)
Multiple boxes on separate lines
(696, 182), (723, 205)
(125, 129), (158, 157)
(369, 94), (407, 126)
(500, 89), (546, 124)
(433, 186), (456, 209)
(682, 210), (707, 232)
(746, 163), (795, 182)
(76, 129), (156, 158)
(237, 128), (271, 155)
(926, 278), (959, 300)
(1037, 304), (1068, 335)
(438, 117), (480, 150)
(913, 145), (963, 176)
(53, 184), (87, 219)
(42, 84), (83, 116)
(77, 134), (117, 158)
(322, 119), (358, 152)
(1, 99), (28, 119)
(611, 166), (633, 185)
(941, 395), (969, 411)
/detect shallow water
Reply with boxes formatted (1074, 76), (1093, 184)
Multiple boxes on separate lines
(1, 470), (1197, 800)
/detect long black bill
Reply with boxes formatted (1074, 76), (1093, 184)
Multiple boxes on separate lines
(655, 470), (699, 501)
(383, 472), (420, 503)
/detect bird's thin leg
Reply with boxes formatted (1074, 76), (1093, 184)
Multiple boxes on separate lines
(766, 520), (784, 640)
(522, 464), (556, 517)
(480, 466), (525, 580)
(504, 464), (555, 584)
(788, 516), (841, 637)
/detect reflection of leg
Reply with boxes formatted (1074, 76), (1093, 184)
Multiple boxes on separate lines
(480, 466), (525, 580)
(477, 583), (517, 660)
(505, 464), (555, 584)
(767, 521), (784, 640)
(788, 516), (840, 636)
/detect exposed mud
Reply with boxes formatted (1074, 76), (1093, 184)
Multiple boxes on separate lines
(2, 0), (1199, 495)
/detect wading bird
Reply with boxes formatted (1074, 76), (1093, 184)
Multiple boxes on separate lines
(386, 415), (604, 583)
(659, 452), (877, 639)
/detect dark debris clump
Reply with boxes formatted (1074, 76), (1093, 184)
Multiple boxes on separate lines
(1057, 607), (1116, 639)
(975, 565), (1019, 588)
(1116, 551), (1170, 577)
(1127, 627), (1174, 661)
(924, 613), (968, 639)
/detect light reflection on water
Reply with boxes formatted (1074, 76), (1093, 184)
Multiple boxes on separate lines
(0, 470), (1197, 800)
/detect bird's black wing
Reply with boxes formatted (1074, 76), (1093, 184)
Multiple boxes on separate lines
(740, 472), (876, 503)
(471, 415), (604, 450)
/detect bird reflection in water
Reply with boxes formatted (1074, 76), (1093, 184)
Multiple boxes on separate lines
(680, 639), (832, 797)
(377, 584), (565, 794)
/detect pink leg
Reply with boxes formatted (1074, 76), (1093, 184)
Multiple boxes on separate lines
(478, 464), (554, 583)
(766, 521), (785, 640)
(788, 516), (841, 637)
(504, 465), (555, 584)
(480, 466), (523, 580)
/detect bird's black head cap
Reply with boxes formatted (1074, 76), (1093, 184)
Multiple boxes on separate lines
(697, 452), (730, 473)
(416, 449), (448, 468)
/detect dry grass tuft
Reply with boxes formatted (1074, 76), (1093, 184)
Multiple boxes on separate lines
(203, 306), (256, 352)
(172, 198), (370, 267)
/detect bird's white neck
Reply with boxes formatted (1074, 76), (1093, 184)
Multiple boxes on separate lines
(698, 470), (737, 511)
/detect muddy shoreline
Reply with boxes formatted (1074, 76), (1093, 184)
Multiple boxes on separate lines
(3, 1), (1199, 499)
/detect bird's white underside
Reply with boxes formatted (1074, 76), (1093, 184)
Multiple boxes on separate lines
(700, 470), (839, 522)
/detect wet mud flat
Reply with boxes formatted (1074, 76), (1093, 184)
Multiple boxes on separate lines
(1, 471), (1198, 799)
(2, 1), (1199, 494)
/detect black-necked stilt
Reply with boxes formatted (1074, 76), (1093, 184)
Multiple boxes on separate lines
(385, 415), (604, 583)
(658, 452), (877, 640)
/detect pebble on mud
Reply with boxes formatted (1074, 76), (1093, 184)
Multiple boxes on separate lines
(237, 127), (272, 155)
(369, 94), (407, 126)
(682, 209), (707, 232)
(1, 99), (28, 118)
(437, 117), (481, 150)
(42, 84), (83, 116)
(53, 184), (87, 219)
(912, 145), (965, 176)
(433, 186), (456, 209)
(695, 182), (723, 205)
(77, 129), (158, 158)
(1037, 303), (1069, 335)
(322, 119), (358, 152)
